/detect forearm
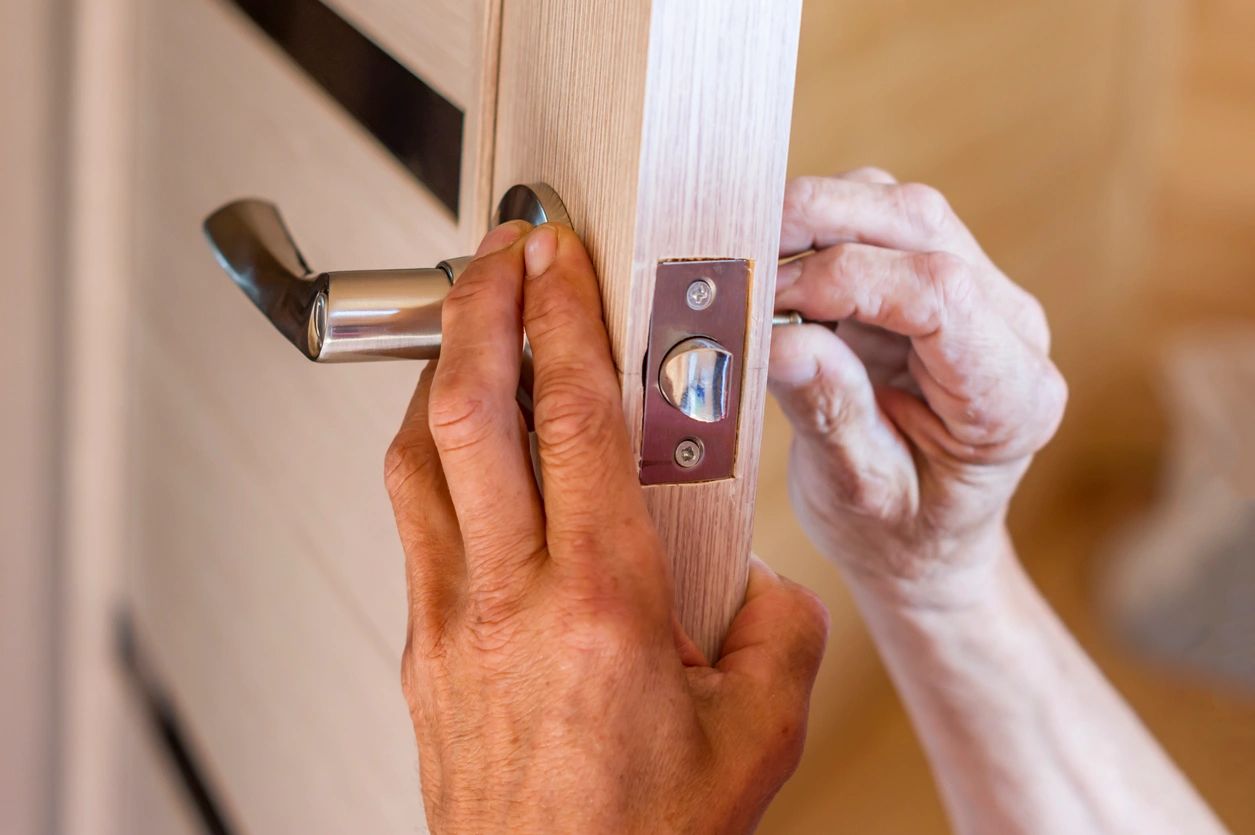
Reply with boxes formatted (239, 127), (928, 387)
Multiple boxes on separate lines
(849, 532), (1227, 835)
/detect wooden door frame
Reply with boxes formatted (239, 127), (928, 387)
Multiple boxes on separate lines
(54, 0), (137, 832)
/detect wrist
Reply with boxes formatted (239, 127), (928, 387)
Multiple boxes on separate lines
(847, 546), (1052, 704)
(839, 522), (1016, 615)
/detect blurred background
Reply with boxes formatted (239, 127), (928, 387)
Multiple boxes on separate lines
(3, 0), (1252, 832)
(759, 0), (1255, 831)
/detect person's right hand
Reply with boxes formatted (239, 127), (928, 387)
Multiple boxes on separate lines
(386, 221), (829, 834)
(769, 169), (1068, 607)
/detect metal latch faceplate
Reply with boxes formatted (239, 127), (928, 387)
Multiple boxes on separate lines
(640, 259), (751, 485)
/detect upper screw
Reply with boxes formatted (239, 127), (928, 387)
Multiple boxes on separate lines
(685, 279), (715, 311)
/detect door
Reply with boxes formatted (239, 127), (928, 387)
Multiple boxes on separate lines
(122, 0), (801, 830)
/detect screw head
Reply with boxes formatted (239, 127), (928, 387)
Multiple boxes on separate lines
(685, 278), (715, 311)
(674, 438), (705, 469)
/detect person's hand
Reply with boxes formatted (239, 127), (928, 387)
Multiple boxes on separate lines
(385, 221), (828, 834)
(770, 169), (1067, 607)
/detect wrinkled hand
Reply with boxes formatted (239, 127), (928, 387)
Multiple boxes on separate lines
(385, 221), (828, 834)
(770, 169), (1067, 606)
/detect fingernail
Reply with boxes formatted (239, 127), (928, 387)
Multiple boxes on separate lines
(474, 221), (528, 258)
(524, 225), (558, 278)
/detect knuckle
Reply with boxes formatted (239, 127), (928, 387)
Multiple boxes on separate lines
(845, 165), (897, 183)
(463, 527), (540, 573)
(399, 645), (420, 713)
(1038, 361), (1069, 439)
(399, 633), (445, 715)
(549, 521), (607, 561)
(781, 176), (822, 221)
(827, 466), (900, 520)
(559, 590), (649, 656)
(384, 434), (437, 499)
(828, 241), (864, 275)
(917, 249), (967, 288)
(534, 375), (621, 458)
(960, 392), (1012, 441)
(464, 596), (528, 654)
(916, 250), (975, 324)
(553, 532), (666, 644)
(781, 583), (831, 672)
(792, 439), (901, 522)
(525, 283), (583, 342)
(1020, 291), (1053, 351)
(440, 274), (495, 326)
(895, 182), (955, 234)
(426, 383), (495, 453)
(791, 369), (849, 435)
(793, 585), (832, 642)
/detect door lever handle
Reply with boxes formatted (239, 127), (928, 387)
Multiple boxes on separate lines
(202, 183), (571, 363)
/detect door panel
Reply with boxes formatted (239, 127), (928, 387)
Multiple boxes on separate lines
(119, 703), (205, 835)
(318, 0), (483, 108)
(132, 0), (471, 661)
(127, 0), (493, 829)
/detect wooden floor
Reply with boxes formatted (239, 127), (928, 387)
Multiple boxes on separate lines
(756, 0), (1255, 831)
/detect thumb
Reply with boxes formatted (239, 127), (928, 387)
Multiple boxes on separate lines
(769, 323), (915, 518)
(716, 557), (829, 693)
(694, 557), (828, 800)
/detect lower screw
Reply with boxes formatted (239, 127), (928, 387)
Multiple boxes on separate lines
(674, 438), (704, 469)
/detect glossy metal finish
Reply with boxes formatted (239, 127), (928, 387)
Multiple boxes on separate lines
(495, 182), (572, 228)
(319, 268), (452, 361)
(204, 199), (452, 362)
(659, 337), (733, 423)
(203, 184), (571, 367)
(204, 199), (326, 359)
(641, 259), (751, 485)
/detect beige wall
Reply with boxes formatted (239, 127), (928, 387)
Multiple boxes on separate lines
(0, 1), (62, 833)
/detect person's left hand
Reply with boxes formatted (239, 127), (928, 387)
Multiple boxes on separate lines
(384, 220), (829, 834)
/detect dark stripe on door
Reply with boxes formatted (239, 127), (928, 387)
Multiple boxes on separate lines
(117, 614), (240, 835)
(222, 0), (465, 215)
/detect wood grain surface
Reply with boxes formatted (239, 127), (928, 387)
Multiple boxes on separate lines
(493, 0), (803, 660)
(121, 0), (501, 830)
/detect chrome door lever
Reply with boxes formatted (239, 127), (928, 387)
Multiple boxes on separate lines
(202, 183), (570, 363)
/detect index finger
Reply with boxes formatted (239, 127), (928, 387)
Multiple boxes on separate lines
(780, 175), (988, 265)
(775, 244), (1065, 456)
